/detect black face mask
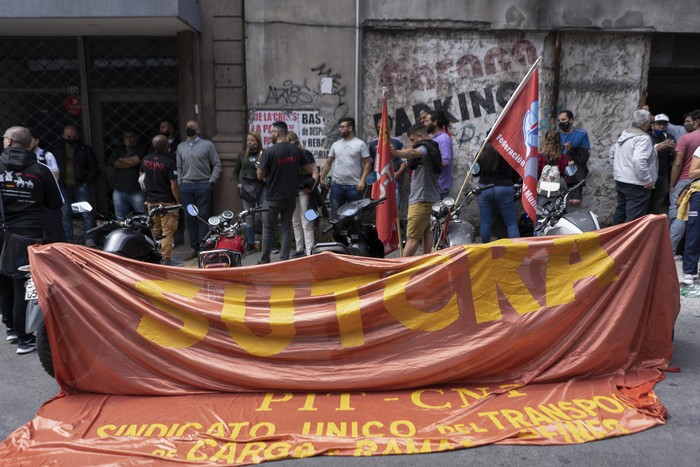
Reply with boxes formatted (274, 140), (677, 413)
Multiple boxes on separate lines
(559, 121), (571, 131)
(185, 128), (197, 137)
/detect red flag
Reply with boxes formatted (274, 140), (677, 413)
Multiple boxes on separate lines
(372, 95), (399, 254)
(486, 58), (540, 221)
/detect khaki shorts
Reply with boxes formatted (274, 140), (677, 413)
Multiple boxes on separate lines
(407, 202), (432, 239)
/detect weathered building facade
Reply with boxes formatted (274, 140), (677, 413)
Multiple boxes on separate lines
(2, 1), (699, 225)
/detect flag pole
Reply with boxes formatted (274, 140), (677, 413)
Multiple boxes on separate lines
(381, 86), (404, 257)
(453, 57), (541, 207)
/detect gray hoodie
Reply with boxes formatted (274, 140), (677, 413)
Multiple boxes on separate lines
(608, 127), (658, 186)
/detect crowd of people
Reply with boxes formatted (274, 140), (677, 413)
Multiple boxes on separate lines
(3, 105), (699, 354)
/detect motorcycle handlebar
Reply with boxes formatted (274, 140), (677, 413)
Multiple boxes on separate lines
(148, 204), (182, 217)
(474, 184), (495, 195)
(86, 221), (118, 235)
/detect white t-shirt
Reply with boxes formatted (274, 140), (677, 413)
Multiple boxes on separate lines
(328, 137), (369, 185)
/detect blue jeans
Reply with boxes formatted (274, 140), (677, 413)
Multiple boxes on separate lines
(180, 182), (213, 251)
(682, 192), (700, 275)
(61, 185), (95, 243)
(112, 189), (146, 220)
(477, 184), (519, 242)
(669, 178), (692, 252)
(612, 181), (651, 225)
(330, 183), (363, 218)
(241, 187), (267, 247)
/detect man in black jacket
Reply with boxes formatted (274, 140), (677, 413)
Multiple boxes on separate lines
(1, 126), (63, 354)
(53, 124), (99, 246)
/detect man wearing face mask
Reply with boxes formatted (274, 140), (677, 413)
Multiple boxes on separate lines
(176, 119), (222, 260)
(53, 123), (99, 246)
(558, 110), (591, 207)
(669, 110), (700, 255)
(647, 114), (676, 215)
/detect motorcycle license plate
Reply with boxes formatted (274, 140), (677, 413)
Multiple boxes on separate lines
(24, 279), (37, 301)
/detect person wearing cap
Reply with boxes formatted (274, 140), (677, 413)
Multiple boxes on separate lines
(648, 113), (676, 215)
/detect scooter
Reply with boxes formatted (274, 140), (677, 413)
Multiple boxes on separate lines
(186, 204), (268, 268)
(304, 197), (386, 258)
(431, 184), (494, 249)
(534, 178), (600, 236)
(34, 202), (181, 376)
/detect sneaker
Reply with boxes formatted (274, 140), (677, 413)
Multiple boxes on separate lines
(290, 250), (306, 258)
(162, 258), (183, 267)
(257, 259), (270, 265)
(6, 329), (18, 344)
(183, 249), (198, 261)
(680, 274), (695, 285)
(16, 337), (37, 355)
(674, 255), (683, 262)
(272, 248), (280, 255)
(85, 238), (97, 248)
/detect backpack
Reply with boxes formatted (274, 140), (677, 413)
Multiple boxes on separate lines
(409, 140), (442, 174)
(537, 163), (561, 197)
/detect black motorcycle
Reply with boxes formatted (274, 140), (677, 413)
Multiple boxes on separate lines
(305, 196), (386, 258)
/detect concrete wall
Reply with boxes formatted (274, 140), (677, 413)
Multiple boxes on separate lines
(364, 0), (699, 34)
(245, 0), (359, 152)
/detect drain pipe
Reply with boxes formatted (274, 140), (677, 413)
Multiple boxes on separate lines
(354, 0), (361, 134)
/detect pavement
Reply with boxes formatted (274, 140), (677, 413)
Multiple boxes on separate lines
(2, 246), (699, 465)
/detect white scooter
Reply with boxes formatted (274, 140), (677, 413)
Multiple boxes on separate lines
(534, 167), (600, 236)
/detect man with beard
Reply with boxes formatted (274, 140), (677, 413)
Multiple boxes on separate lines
(256, 121), (314, 264)
(425, 110), (452, 199)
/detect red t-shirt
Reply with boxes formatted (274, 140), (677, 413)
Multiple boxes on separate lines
(676, 130), (700, 181)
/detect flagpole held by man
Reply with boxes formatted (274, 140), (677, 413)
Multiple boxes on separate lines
(372, 88), (401, 255)
(454, 57), (541, 222)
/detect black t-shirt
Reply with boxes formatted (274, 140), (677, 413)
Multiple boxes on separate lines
(297, 149), (316, 186)
(260, 142), (305, 201)
(140, 152), (178, 203)
(110, 145), (146, 192)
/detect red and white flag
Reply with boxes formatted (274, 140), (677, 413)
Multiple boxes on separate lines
(486, 58), (541, 221)
(372, 94), (399, 254)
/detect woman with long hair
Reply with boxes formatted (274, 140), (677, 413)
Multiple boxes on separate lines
(232, 131), (265, 252)
(538, 129), (569, 179)
(476, 142), (520, 242)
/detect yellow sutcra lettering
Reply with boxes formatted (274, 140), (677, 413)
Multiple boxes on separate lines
(546, 233), (618, 306)
(222, 284), (295, 357)
(310, 274), (378, 347)
(384, 255), (458, 331)
(134, 280), (208, 348)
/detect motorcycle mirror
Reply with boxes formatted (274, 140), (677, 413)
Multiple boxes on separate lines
(470, 161), (480, 176)
(186, 204), (199, 216)
(71, 201), (93, 213)
(565, 164), (578, 177)
(365, 171), (379, 185)
(304, 209), (319, 222)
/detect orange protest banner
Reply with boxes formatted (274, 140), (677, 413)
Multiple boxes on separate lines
(0, 215), (678, 465)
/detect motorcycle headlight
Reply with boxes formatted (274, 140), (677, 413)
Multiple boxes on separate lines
(208, 216), (221, 226)
(337, 205), (359, 217)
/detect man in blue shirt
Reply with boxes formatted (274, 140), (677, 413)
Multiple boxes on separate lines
(558, 110), (591, 207)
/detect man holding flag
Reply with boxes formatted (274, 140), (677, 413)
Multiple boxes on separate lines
(485, 58), (541, 223)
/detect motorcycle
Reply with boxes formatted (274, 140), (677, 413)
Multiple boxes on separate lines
(81, 202), (182, 263)
(186, 204), (267, 268)
(34, 202), (181, 376)
(534, 178), (600, 236)
(431, 184), (494, 249)
(304, 197), (386, 258)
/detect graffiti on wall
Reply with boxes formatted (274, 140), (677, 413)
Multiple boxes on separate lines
(264, 63), (349, 122)
(365, 37), (542, 155)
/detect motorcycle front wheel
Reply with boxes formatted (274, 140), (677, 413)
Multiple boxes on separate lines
(36, 323), (55, 378)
